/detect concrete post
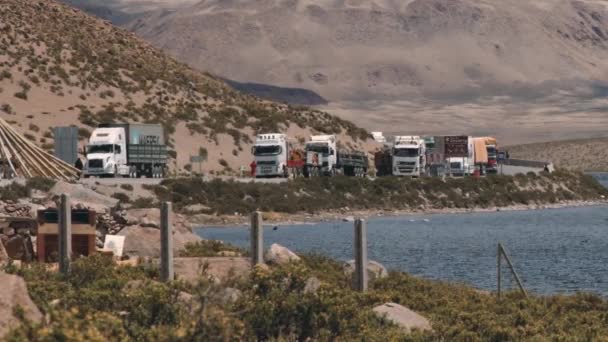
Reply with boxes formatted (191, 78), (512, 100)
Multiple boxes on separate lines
(58, 194), (71, 275)
(160, 202), (174, 282)
(250, 211), (263, 267)
(354, 218), (368, 292)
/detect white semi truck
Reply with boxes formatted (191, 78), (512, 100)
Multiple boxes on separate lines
(84, 123), (167, 178)
(251, 133), (289, 178)
(304, 135), (337, 177)
(376, 136), (426, 177)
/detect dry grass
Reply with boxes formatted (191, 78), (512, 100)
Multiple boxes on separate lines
(507, 138), (608, 171)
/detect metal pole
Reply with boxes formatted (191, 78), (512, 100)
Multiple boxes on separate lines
(354, 218), (368, 292)
(59, 194), (72, 275)
(497, 243), (502, 299)
(499, 244), (528, 298)
(160, 202), (174, 282)
(250, 211), (263, 266)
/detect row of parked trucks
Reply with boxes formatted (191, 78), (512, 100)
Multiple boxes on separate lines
(252, 133), (499, 179)
(79, 122), (498, 179)
(252, 133), (368, 178)
(375, 135), (499, 177)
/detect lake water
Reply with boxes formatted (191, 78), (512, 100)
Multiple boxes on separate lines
(197, 174), (608, 295)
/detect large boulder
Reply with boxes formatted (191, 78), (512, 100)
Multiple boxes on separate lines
(117, 208), (201, 258)
(0, 272), (42, 338)
(372, 303), (431, 333)
(173, 257), (251, 284)
(343, 260), (388, 284)
(125, 208), (161, 226)
(264, 243), (300, 265)
(118, 225), (201, 258)
(50, 181), (118, 212)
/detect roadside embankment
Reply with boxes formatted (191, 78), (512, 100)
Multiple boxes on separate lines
(146, 170), (608, 225)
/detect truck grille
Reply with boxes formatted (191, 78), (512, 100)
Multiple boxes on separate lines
(398, 161), (416, 173)
(257, 161), (276, 165)
(88, 159), (103, 168)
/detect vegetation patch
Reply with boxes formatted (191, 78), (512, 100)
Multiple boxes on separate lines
(4, 252), (608, 340)
(152, 171), (608, 215)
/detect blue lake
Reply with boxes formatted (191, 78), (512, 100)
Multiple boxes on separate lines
(197, 173), (608, 295)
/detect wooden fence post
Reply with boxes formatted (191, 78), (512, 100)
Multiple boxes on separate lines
(497, 243), (502, 298)
(497, 242), (528, 298)
(250, 211), (263, 267)
(58, 194), (71, 275)
(354, 218), (368, 292)
(160, 202), (174, 282)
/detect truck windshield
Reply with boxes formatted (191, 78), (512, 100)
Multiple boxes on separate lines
(487, 146), (497, 158)
(450, 162), (462, 169)
(394, 148), (419, 157)
(253, 145), (282, 156)
(306, 144), (329, 154)
(87, 144), (114, 154)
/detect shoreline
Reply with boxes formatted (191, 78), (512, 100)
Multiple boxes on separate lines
(191, 199), (608, 228)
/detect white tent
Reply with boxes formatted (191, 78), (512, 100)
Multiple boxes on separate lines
(0, 117), (80, 181)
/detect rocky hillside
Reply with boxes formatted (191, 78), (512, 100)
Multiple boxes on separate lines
(126, 0), (608, 103)
(65, 0), (608, 144)
(508, 138), (608, 171)
(0, 0), (370, 174)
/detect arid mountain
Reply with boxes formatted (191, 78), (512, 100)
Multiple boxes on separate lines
(53, 0), (608, 144)
(508, 138), (608, 171)
(0, 0), (369, 174)
(117, 0), (608, 144)
(127, 0), (608, 99)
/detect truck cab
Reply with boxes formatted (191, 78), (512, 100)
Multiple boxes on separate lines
(305, 135), (337, 176)
(84, 127), (127, 177)
(392, 136), (426, 177)
(447, 157), (471, 177)
(252, 133), (288, 178)
(486, 144), (498, 174)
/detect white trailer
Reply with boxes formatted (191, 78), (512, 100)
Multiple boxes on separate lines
(84, 123), (167, 178)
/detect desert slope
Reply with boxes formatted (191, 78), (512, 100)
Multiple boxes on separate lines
(0, 0), (369, 174)
(508, 138), (608, 171)
(117, 0), (608, 144)
(128, 0), (608, 102)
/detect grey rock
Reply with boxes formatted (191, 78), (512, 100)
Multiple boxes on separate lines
(217, 287), (242, 305)
(140, 217), (159, 229)
(372, 302), (431, 333)
(118, 224), (201, 258)
(304, 277), (321, 294)
(0, 272), (42, 338)
(50, 181), (118, 212)
(184, 203), (210, 212)
(344, 260), (388, 284)
(264, 243), (300, 265)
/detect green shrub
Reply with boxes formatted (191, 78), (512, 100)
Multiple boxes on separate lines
(111, 192), (130, 203)
(178, 240), (245, 257)
(25, 177), (56, 192)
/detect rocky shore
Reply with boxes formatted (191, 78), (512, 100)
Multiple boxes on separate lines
(189, 199), (608, 227)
